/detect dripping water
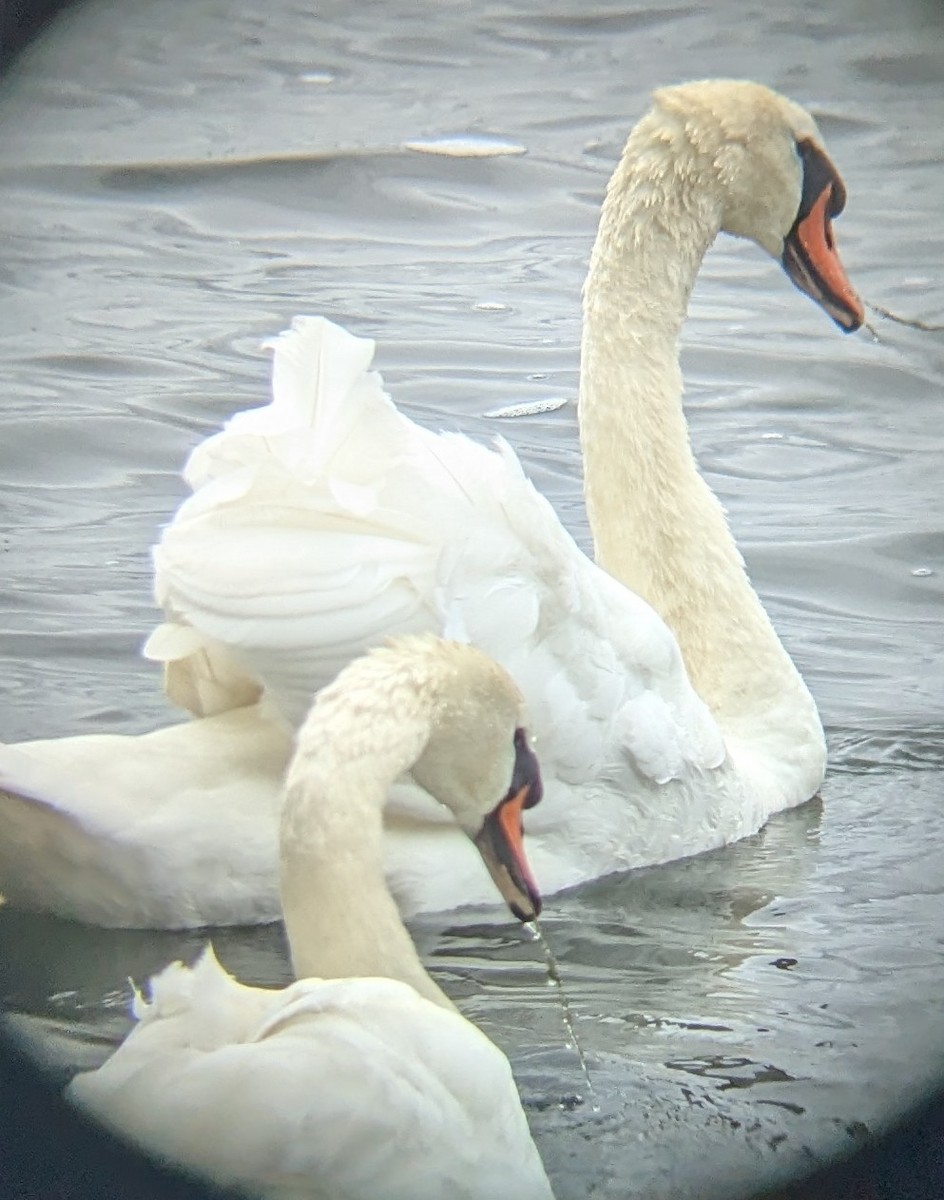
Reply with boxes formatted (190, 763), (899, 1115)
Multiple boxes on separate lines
(526, 919), (598, 1113)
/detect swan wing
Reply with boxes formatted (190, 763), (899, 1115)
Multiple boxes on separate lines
(150, 318), (731, 903)
(149, 317), (446, 723)
(71, 949), (553, 1200)
(152, 316), (723, 780)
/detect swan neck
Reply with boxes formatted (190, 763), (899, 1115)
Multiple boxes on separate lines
(584, 126), (719, 342)
(578, 119), (820, 733)
(279, 698), (455, 1011)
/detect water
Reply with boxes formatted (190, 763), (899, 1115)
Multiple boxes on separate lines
(1, 0), (943, 1196)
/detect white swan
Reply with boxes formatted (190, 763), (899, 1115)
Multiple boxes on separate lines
(0, 79), (863, 928)
(68, 635), (554, 1200)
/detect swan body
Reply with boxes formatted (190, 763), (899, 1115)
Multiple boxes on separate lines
(0, 79), (864, 928)
(69, 636), (553, 1200)
(0, 705), (289, 926)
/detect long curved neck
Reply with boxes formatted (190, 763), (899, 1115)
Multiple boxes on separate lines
(579, 116), (819, 738)
(278, 693), (456, 1012)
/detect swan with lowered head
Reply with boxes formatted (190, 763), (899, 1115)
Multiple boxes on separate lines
(69, 635), (553, 1200)
(0, 79), (863, 927)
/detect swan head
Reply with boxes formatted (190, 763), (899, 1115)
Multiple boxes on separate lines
(651, 79), (864, 331)
(302, 635), (544, 922)
(404, 638), (544, 921)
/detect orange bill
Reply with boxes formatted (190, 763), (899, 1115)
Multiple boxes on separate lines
(782, 140), (864, 332)
(474, 781), (542, 923)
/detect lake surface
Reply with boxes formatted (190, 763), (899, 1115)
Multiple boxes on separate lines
(1, 1), (943, 1196)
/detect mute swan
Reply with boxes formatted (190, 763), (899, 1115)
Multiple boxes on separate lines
(0, 79), (863, 928)
(69, 635), (554, 1200)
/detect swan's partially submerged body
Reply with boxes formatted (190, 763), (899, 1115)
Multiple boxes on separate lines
(70, 637), (554, 1200)
(73, 954), (551, 1200)
(0, 79), (864, 927)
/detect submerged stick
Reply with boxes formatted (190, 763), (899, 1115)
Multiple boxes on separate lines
(866, 300), (944, 333)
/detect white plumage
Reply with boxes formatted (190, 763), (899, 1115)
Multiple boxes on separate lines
(73, 956), (551, 1200)
(70, 637), (554, 1200)
(150, 313), (740, 909)
(0, 80), (863, 927)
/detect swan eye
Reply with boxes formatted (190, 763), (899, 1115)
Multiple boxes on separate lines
(511, 727), (543, 810)
(794, 137), (847, 221)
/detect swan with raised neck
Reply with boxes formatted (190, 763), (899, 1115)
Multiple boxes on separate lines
(580, 79), (862, 770)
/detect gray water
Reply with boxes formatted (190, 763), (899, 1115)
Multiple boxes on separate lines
(1, 1), (943, 1197)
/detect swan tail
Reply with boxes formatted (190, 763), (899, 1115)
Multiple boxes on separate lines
(69, 946), (282, 1124)
(132, 945), (256, 1041)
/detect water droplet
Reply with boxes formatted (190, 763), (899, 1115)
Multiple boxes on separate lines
(912, 567), (934, 578)
(299, 71), (335, 85)
(760, 432), (784, 440)
(473, 301), (510, 313)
